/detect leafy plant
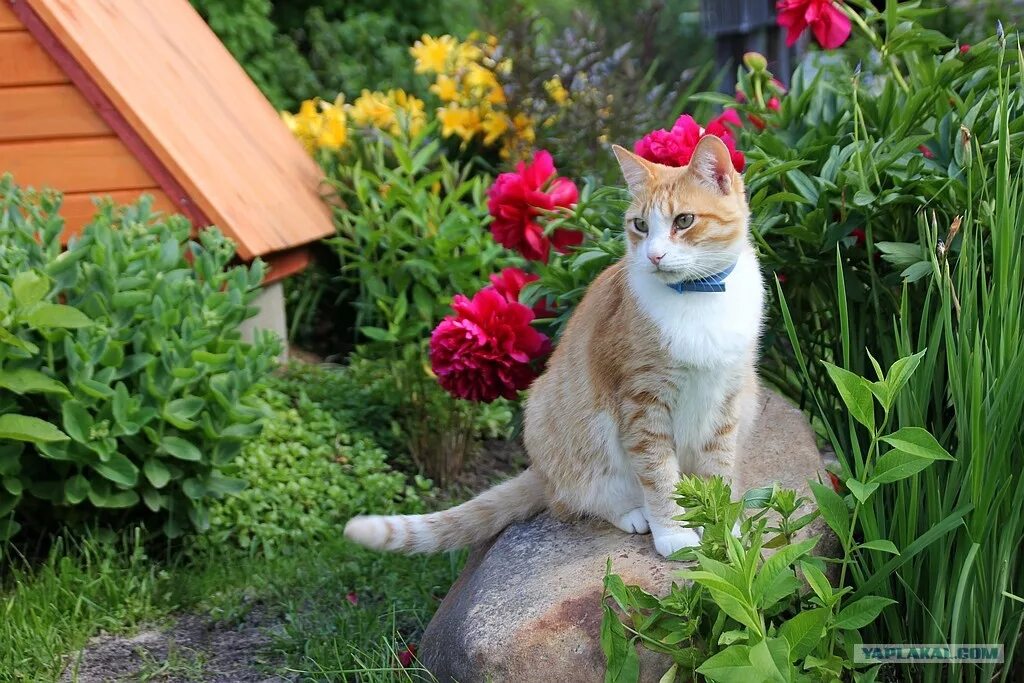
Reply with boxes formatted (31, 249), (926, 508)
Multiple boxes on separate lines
(309, 130), (515, 483)
(602, 348), (943, 682)
(205, 364), (430, 556)
(0, 178), (279, 538)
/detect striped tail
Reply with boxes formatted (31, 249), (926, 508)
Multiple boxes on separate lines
(343, 468), (546, 553)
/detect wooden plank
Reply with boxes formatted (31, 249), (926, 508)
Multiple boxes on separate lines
(26, 0), (333, 262)
(0, 30), (65, 85)
(60, 188), (174, 239)
(262, 246), (312, 285)
(0, 83), (109, 140)
(0, 3), (22, 30)
(0, 136), (156, 193)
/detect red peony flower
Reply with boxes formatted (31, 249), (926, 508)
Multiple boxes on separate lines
(960, 43), (970, 55)
(489, 267), (556, 319)
(776, 0), (852, 50)
(345, 591), (358, 606)
(487, 150), (581, 263)
(918, 144), (935, 159)
(850, 228), (866, 245)
(397, 644), (417, 668)
(633, 114), (745, 172)
(430, 288), (550, 402)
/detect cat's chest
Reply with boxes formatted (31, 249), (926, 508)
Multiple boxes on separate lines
(668, 367), (735, 447)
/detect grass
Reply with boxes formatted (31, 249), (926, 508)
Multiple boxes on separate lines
(0, 361), (470, 682)
(0, 528), (464, 681)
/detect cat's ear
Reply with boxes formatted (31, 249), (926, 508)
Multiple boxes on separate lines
(688, 135), (736, 195)
(612, 145), (655, 195)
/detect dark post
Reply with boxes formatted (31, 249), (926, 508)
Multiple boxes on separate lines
(701, 0), (798, 91)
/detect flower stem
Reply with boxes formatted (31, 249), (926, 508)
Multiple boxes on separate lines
(843, 4), (910, 94)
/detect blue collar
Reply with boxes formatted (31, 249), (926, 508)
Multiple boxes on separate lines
(666, 262), (737, 293)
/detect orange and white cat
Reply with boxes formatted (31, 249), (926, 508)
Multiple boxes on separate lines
(345, 135), (764, 557)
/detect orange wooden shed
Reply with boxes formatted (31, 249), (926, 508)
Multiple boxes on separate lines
(0, 0), (334, 284)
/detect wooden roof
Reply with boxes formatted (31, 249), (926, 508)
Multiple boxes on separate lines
(8, 0), (333, 261)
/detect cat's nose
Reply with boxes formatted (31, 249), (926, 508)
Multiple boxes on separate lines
(648, 252), (665, 266)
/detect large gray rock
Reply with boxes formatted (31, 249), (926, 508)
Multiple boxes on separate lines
(420, 389), (832, 683)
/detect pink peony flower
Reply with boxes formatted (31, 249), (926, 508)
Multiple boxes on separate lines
(487, 151), (582, 263)
(918, 145), (935, 159)
(430, 288), (550, 402)
(960, 44), (970, 55)
(345, 591), (358, 606)
(633, 114), (745, 172)
(489, 267), (556, 319)
(776, 0), (852, 50)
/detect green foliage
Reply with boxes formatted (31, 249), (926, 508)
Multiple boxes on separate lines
(192, 0), (478, 110)
(0, 178), (279, 539)
(206, 364), (430, 556)
(602, 350), (945, 682)
(310, 131), (515, 484)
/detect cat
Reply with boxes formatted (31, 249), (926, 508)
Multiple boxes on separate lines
(344, 134), (765, 557)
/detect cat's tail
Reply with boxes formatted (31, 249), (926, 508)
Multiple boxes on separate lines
(343, 468), (546, 553)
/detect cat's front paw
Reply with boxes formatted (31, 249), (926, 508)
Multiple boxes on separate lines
(652, 527), (701, 557)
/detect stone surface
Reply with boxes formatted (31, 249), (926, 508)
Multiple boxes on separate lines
(420, 389), (832, 683)
(239, 282), (288, 362)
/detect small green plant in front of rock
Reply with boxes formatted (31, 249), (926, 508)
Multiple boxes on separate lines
(602, 349), (951, 682)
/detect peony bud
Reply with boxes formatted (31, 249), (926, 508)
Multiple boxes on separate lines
(743, 51), (768, 72)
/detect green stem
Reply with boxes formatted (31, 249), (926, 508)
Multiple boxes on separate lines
(843, 4), (910, 94)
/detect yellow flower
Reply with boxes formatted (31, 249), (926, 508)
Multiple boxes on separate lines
(513, 112), (535, 145)
(437, 105), (482, 142)
(544, 76), (569, 106)
(410, 34), (456, 74)
(349, 89), (396, 131)
(317, 97), (348, 150)
(464, 63), (498, 93)
(430, 74), (460, 102)
(481, 111), (509, 146)
(389, 89), (426, 136)
(453, 40), (483, 69)
(281, 99), (323, 154)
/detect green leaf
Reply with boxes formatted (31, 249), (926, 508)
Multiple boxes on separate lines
(61, 401), (93, 443)
(870, 449), (935, 483)
(205, 473), (246, 496)
(809, 480), (850, 539)
(12, 271), (49, 307)
(879, 427), (953, 461)
(601, 603), (639, 683)
(182, 478), (205, 499)
(88, 487), (139, 509)
(143, 458), (171, 489)
(799, 561), (834, 605)
(858, 539), (900, 555)
(845, 478), (879, 504)
(778, 608), (828, 661)
(697, 644), (757, 682)
(163, 397), (204, 429)
(834, 596), (896, 630)
(91, 452), (139, 487)
(3, 476), (23, 496)
(0, 414), (69, 443)
(821, 362), (875, 431)
(882, 351), (925, 402)
(161, 435), (201, 461)
(748, 637), (791, 682)
(64, 475), (90, 504)
(360, 326), (398, 342)
(0, 368), (69, 396)
(22, 302), (92, 328)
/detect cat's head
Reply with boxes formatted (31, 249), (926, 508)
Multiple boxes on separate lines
(612, 137), (748, 285)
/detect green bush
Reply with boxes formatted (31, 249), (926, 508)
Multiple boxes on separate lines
(301, 131), (515, 484)
(207, 364), (430, 556)
(0, 178), (279, 539)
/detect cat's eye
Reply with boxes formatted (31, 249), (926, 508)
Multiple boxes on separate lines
(673, 213), (696, 231)
(632, 217), (648, 234)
